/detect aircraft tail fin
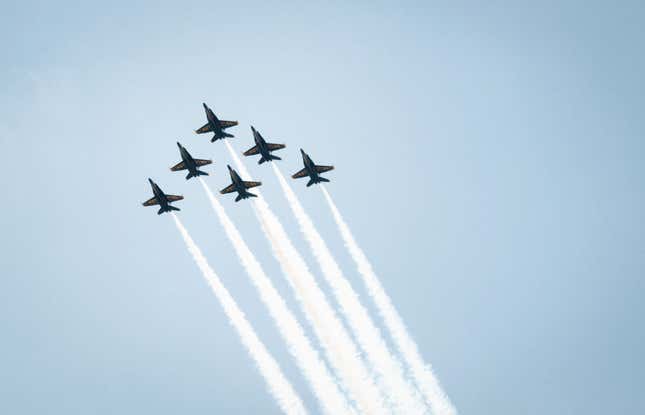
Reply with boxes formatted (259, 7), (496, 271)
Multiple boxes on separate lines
(259, 154), (282, 164)
(158, 205), (180, 214)
(235, 191), (258, 202)
(212, 132), (234, 142)
(307, 177), (329, 187)
(186, 170), (209, 180)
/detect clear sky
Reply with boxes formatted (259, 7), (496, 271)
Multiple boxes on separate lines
(1, 1), (643, 414)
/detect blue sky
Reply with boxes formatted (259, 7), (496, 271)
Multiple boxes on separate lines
(1, 1), (643, 413)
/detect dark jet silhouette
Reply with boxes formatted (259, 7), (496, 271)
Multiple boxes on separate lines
(195, 103), (238, 142)
(220, 165), (262, 202)
(243, 126), (286, 164)
(142, 179), (184, 214)
(170, 142), (212, 180)
(292, 149), (334, 186)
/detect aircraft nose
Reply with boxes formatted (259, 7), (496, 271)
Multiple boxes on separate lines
(202, 102), (208, 109)
(176, 142), (182, 148)
(148, 178), (154, 184)
(300, 148), (305, 155)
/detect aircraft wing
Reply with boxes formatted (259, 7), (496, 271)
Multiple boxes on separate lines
(292, 168), (309, 179)
(166, 195), (184, 202)
(170, 161), (187, 171)
(194, 159), (212, 167)
(220, 184), (236, 194)
(315, 165), (334, 173)
(195, 123), (212, 134)
(267, 143), (286, 151)
(220, 120), (238, 129)
(142, 197), (159, 206)
(243, 181), (261, 189)
(243, 145), (260, 156)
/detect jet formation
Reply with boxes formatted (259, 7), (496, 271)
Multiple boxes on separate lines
(143, 102), (334, 213)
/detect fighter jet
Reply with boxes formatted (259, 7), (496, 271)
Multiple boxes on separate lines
(142, 179), (184, 214)
(195, 103), (238, 142)
(220, 165), (262, 202)
(243, 126), (286, 164)
(170, 142), (212, 180)
(292, 149), (334, 186)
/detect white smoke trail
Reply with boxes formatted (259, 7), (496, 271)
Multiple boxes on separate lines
(170, 214), (308, 415)
(272, 164), (427, 415)
(198, 179), (354, 415)
(320, 187), (457, 415)
(224, 141), (388, 415)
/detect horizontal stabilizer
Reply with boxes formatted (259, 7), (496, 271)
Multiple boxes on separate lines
(158, 205), (180, 215)
(259, 154), (281, 164)
(187, 170), (208, 180)
(235, 191), (258, 202)
(212, 132), (234, 142)
(307, 177), (329, 187)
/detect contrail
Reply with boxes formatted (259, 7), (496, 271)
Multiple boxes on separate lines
(224, 141), (388, 415)
(170, 213), (308, 415)
(272, 164), (428, 415)
(198, 179), (354, 415)
(320, 187), (457, 415)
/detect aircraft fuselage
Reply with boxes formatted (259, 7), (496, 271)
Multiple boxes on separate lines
(204, 104), (225, 139)
(150, 180), (171, 209)
(302, 153), (319, 180)
(179, 147), (198, 172)
(256, 134), (273, 158)
(229, 169), (247, 194)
